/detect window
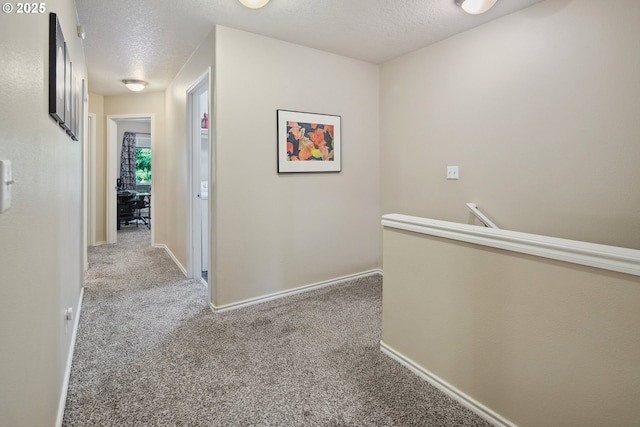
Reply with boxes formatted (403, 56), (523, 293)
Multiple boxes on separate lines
(135, 147), (151, 184)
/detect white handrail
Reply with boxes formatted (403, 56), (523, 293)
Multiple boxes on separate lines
(466, 203), (499, 229)
(381, 214), (640, 277)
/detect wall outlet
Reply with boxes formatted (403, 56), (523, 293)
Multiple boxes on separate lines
(447, 166), (459, 180)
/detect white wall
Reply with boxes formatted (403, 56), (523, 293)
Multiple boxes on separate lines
(213, 26), (380, 306)
(0, 0), (86, 424)
(380, 0), (640, 249)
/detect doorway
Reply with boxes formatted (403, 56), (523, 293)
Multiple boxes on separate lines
(115, 119), (152, 239)
(106, 114), (155, 244)
(187, 70), (210, 286)
(85, 113), (96, 253)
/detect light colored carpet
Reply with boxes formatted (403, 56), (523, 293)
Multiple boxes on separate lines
(63, 226), (491, 426)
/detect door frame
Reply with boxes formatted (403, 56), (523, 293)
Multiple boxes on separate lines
(186, 69), (211, 285)
(106, 113), (155, 244)
(86, 113), (96, 247)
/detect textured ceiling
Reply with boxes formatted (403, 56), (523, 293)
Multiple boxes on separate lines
(76, 0), (544, 96)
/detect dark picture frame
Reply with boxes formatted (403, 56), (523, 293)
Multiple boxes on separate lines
(69, 75), (78, 140)
(277, 110), (341, 173)
(60, 51), (72, 132)
(72, 78), (83, 141)
(48, 13), (66, 123)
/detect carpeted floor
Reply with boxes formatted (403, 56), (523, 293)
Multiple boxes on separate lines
(63, 226), (491, 426)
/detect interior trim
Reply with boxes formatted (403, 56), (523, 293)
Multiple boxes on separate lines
(382, 214), (640, 277)
(210, 269), (382, 313)
(56, 288), (85, 427)
(155, 243), (188, 277)
(380, 341), (515, 427)
(106, 113), (155, 245)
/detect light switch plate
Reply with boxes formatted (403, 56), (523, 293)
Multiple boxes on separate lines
(0, 160), (13, 213)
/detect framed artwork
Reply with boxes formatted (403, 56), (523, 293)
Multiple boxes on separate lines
(277, 110), (341, 173)
(73, 78), (84, 141)
(69, 75), (78, 140)
(60, 53), (72, 132)
(48, 13), (66, 123)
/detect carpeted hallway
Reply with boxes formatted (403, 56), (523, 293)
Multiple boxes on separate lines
(63, 226), (491, 426)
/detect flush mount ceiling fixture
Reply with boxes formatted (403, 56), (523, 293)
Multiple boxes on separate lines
(122, 79), (148, 92)
(238, 0), (270, 8)
(456, 0), (498, 14)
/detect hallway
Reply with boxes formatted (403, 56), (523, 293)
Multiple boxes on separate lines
(63, 227), (489, 426)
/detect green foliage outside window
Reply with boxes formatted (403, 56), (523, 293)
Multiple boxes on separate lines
(135, 148), (151, 183)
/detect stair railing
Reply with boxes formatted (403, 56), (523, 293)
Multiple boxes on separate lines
(466, 203), (499, 229)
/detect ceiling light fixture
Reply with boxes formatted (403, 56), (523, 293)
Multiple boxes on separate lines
(238, 0), (270, 9)
(122, 79), (148, 92)
(455, 0), (497, 15)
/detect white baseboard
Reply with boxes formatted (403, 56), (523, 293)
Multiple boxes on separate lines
(379, 341), (515, 427)
(56, 287), (85, 427)
(154, 243), (188, 277)
(210, 269), (382, 313)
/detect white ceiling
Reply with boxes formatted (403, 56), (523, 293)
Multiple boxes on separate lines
(76, 0), (544, 96)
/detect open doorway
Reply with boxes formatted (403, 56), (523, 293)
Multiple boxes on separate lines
(187, 71), (210, 286)
(115, 119), (152, 240)
(106, 114), (155, 244)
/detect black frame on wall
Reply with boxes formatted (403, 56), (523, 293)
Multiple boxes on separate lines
(48, 12), (81, 141)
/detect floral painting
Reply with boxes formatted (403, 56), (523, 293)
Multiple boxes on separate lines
(277, 110), (341, 173)
(286, 122), (334, 162)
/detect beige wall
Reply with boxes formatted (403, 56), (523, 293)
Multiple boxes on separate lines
(382, 227), (640, 426)
(380, 0), (640, 249)
(213, 26), (380, 306)
(164, 28), (216, 271)
(88, 92), (106, 242)
(0, 0), (86, 424)
(88, 91), (166, 244)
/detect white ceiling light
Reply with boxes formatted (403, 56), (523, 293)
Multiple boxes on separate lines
(456, 0), (497, 15)
(122, 79), (148, 92)
(238, 0), (270, 9)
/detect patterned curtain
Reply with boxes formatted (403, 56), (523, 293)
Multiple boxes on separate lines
(120, 132), (137, 190)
